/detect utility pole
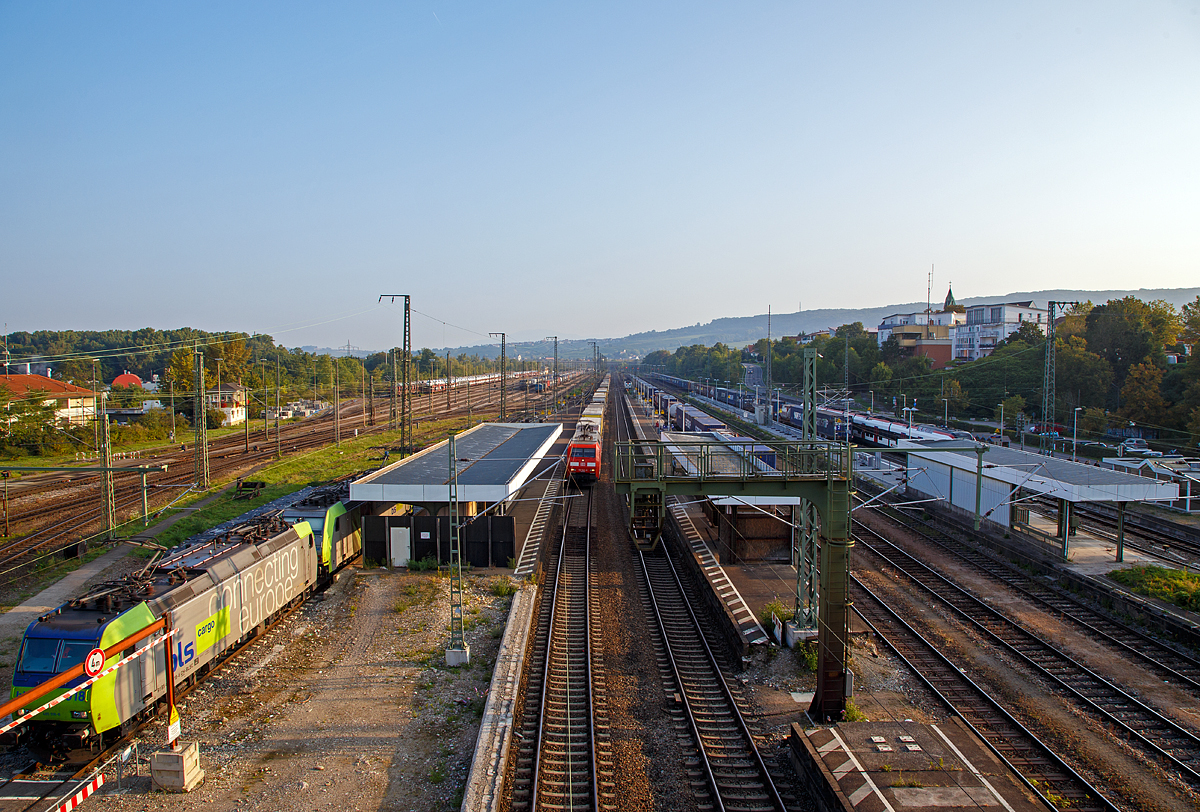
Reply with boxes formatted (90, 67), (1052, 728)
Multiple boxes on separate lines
(168, 379), (175, 441)
(446, 349), (452, 411)
(92, 359), (99, 453)
(99, 392), (115, 539)
(244, 378), (250, 453)
(391, 349), (398, 430)
(334, 358), (341, 446)
(490, 333), (507, 419)
(546, 336), (558, 414)
(367, 363), (376, 426)
(258, 359), (269, 440)
(1041, 301), (1078, 455)
(193, 345), (209, 489)
(379, 295), (412, 453)
(274, 350), (281, 459)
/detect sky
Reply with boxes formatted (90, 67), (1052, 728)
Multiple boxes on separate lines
(2, 2), (1198, 353)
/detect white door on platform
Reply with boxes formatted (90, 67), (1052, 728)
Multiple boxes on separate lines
(389, 526), (411, 568)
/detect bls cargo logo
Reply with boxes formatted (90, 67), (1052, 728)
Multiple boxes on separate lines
(172, 607), (230, 669)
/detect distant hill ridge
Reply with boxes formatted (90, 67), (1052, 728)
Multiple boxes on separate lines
(427, 286), (1200, 360)
(586, 286), (1200, 357)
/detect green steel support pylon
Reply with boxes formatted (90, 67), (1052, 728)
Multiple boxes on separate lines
(446, 432), (469, 665)
(796, 347), (819, 630)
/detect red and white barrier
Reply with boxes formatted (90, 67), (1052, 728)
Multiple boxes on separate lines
(1, 629), (176, 736)
(49, 773), (105, 812)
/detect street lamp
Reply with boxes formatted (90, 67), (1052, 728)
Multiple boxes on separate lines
(1073, 406), (1083, 462)
(942, 397), (949, 429)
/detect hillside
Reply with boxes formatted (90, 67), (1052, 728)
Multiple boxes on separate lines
(438, 286), (1200, 360)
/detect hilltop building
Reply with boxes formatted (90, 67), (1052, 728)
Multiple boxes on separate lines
(952, 301), (1047, 361)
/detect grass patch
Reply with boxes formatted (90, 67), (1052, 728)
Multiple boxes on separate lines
(429, 763), (446, 784)
(123, 482), (304, 551)
(890, 773), (923, 788)
(394, 577), (440, 614)
(1108, 564), (1200, 611)
(489, 576), (517, 597)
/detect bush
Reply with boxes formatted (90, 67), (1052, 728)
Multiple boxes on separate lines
(407, 555), (439, 572)
(843, 700), (867, 722)
(758, 598), (794, 626)
(798, 642), (818, 672)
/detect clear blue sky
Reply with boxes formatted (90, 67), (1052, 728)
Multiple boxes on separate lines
(2, 2), (1198, 352)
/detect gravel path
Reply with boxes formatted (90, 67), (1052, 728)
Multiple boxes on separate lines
(79, 567), (514, 812)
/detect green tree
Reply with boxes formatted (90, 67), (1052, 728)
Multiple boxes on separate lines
(943, 378), (969, 416)
(1056, 336), (1112, 413)
(1085, 297), (1166, 399)
(1119, 363), (1167, 425)
(994, 395), (1026, 428)
(1078, 407), (1109, 435)
(1181, 295), (1200, 349)
(1188, 406), (1200, 448)
(997, 320), (1044, 349)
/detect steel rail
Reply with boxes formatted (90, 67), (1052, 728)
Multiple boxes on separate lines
(867, 505), (1200, 693)
(530, 488), (598, 810)
(851, 576), (1117, 812)
(854, 524), (1200, 787)
(637, 547), (785, 812)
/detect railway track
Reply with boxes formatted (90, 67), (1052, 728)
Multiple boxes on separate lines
(853, 521), (1200, 790)
(850, 577), (1117, 811)
(0, 379), (534, 576)
(868, 504), (1200, 693)
(509, 487), (614, 811)
(636, 546), (785, 812)
(610, 378), (785, 810)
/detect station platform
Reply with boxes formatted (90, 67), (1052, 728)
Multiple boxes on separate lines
(350, 422), (562, 505)
(791, 718), (1044, 812)
(625, 390), (773, 646)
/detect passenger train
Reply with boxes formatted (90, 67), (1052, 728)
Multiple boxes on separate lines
(6, 482), (389, 756)
(636, 373), (959, 447)
(416, 369), (541, 394)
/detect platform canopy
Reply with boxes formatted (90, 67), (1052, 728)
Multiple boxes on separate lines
(902, 440), (1179, 503)
(350, 423), (563, 504)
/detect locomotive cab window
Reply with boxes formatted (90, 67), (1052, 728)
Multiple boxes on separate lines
(17, 638), (59, 673)
(57, 641), (95, 673)
(570, 447), (596, 458)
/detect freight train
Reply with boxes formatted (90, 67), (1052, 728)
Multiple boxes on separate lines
(635, 373), (957, 447)
(566, 374), (610, 485)
(6, 483), (384, 757)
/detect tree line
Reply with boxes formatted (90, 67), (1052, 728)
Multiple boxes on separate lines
(640, 295), (1200, 446)
(1, 328), (553, 457)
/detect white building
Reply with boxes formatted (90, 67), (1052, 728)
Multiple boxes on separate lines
(951, 301), (1047, 361)
(205, 384), (247, 426)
